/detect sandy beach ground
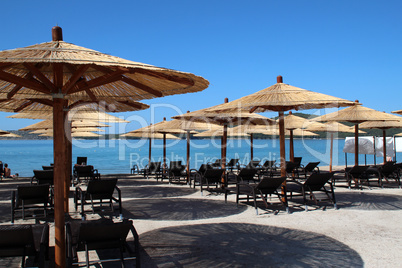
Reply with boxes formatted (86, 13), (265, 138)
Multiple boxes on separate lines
(1, 166), (401, 267)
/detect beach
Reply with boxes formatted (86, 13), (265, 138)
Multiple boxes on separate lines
(1, 166), (401, 267)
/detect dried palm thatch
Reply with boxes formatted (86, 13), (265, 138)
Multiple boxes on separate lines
(392, 110), (402, 115)
(151, 118), (219, 133)
(279, 113), (326, 130)
(0, 98), (149, 114)
(0, 39), (209, 102)
(20, 119), (109, 131)
(314, 104), (401, 123)
(305, 122), (365, 133)
(0, 129), (10, 135)
(172, 107), (275, 126)
(204, 78), (356, 113)
(40, 131), (101, 137)
(359, 120), (402, 129)
(8, 108), (128, 123)
(30, 127), (105, 134)
(0, 132), (21, 138)
(121, 132), (179, 139)
(194, 127), (249, 137)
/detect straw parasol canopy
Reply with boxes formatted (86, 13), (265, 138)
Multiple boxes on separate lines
(122, 131), (179, 139)
(392, 110), (402, 115)
(40, 131), (101, 137)
(0, 132), (21, 138)
(359, 119), (402, 163)
(0, 129), (10, 135)
(0, 26), (209, 266)
(149, 117), (219, 179)
(7, 108), (129, 123)
(173, 98), (276, 174)
(30, 127), (105, 134)
(205, 76), (356, 178)
(305, 122), (366, 172)
(314, 102), (401, 165)
(278, 112), (326, 161)
(19, 119), (109, 131)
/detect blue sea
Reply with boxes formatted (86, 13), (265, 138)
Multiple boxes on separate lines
(1, 138), (400, 177)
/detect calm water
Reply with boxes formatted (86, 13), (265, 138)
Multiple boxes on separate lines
(0, 139), (400, 177)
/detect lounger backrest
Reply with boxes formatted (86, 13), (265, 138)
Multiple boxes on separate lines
(246, 160), (260, 169)
(170, 161), (182, 169)
(285, 161), (299, 173)
(33, 169), (54, 185)
(257, 176), (286, 194)
(199, 164), (212, 174)
(304, 172), (334, 191)
(77, 219), (132, 251)
(149, 162), (161, 171)
(293, 157), (302, 167)
(0, 224), (36, 257)
(17, 184), (50, 204)
(204, 168), (224, 179)
(263, 160), (276, 168)
(86, 179), (117, 198)
(304, 162), (320, 172)
(42, 165), (54, 170)
(238, 168), (257, 179)
(348, 165), (369, 177)
(75, 165), (94, 177)
(77, 157), (87, 165)
(381, 162), (397, 173)
(227, 159), (239, 166)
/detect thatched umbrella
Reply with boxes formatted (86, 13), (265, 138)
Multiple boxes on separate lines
(359, 120), (402, 164)
(279, 112), (325, 162)
(172, 98), (275, 174)
(150, 117), (218, 181)
(0, 26), (208, 266)
(306, 122), (365, 171)
(122, 125), (180, 173)
(0, 132), (21, 138)
(19, 119), (109, 131)
(204, 76), (355, 179)
(0, 129), (10, 135)
(314, 102), (400, 166)
(40, 131), (102, 137)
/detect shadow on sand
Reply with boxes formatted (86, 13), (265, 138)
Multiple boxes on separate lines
(123, 198), (247, 221)
(139, 222), (364, 267)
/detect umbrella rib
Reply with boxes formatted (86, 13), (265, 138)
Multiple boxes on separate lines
(130, 68), (195, 86)
(120, 76), (163, 97)
(24, 63), (57, 92)
(69, 70), (125, 94)
(0, 69), (51, 94)
(62, 65), (90, 94)
(7, 72), (33, 99)
(116, 100), (143, 110)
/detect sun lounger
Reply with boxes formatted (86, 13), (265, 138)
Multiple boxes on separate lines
(66, 219), (140, 267)
(0, 223), (49, 268)
(287, 172), (336, 211)
(235, 176), (288, 215)
(74, 178), (122, 220)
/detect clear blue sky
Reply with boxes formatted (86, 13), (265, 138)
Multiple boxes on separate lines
(1, 0), (401, 133)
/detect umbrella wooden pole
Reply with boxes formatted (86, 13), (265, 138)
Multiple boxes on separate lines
(65, 119), (72, 213)
(186, 130), (190, 183)
(383, 129), (387, 164)
(163, 133), (166, 176)
(278, 111), (286, 177)
(250, 133), (254, 160)
(354, 124), (359, 166)
(329, 133), (334, 172)
(289, 129), (294, 162)
(221, 124), (228, 186)
(53, 97), (66, 268)
(148, 137), (152, 164)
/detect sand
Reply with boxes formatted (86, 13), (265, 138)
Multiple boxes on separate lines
(1, 167), (401, 267)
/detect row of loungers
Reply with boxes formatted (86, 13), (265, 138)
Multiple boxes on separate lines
(0, 219), (140, 267)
